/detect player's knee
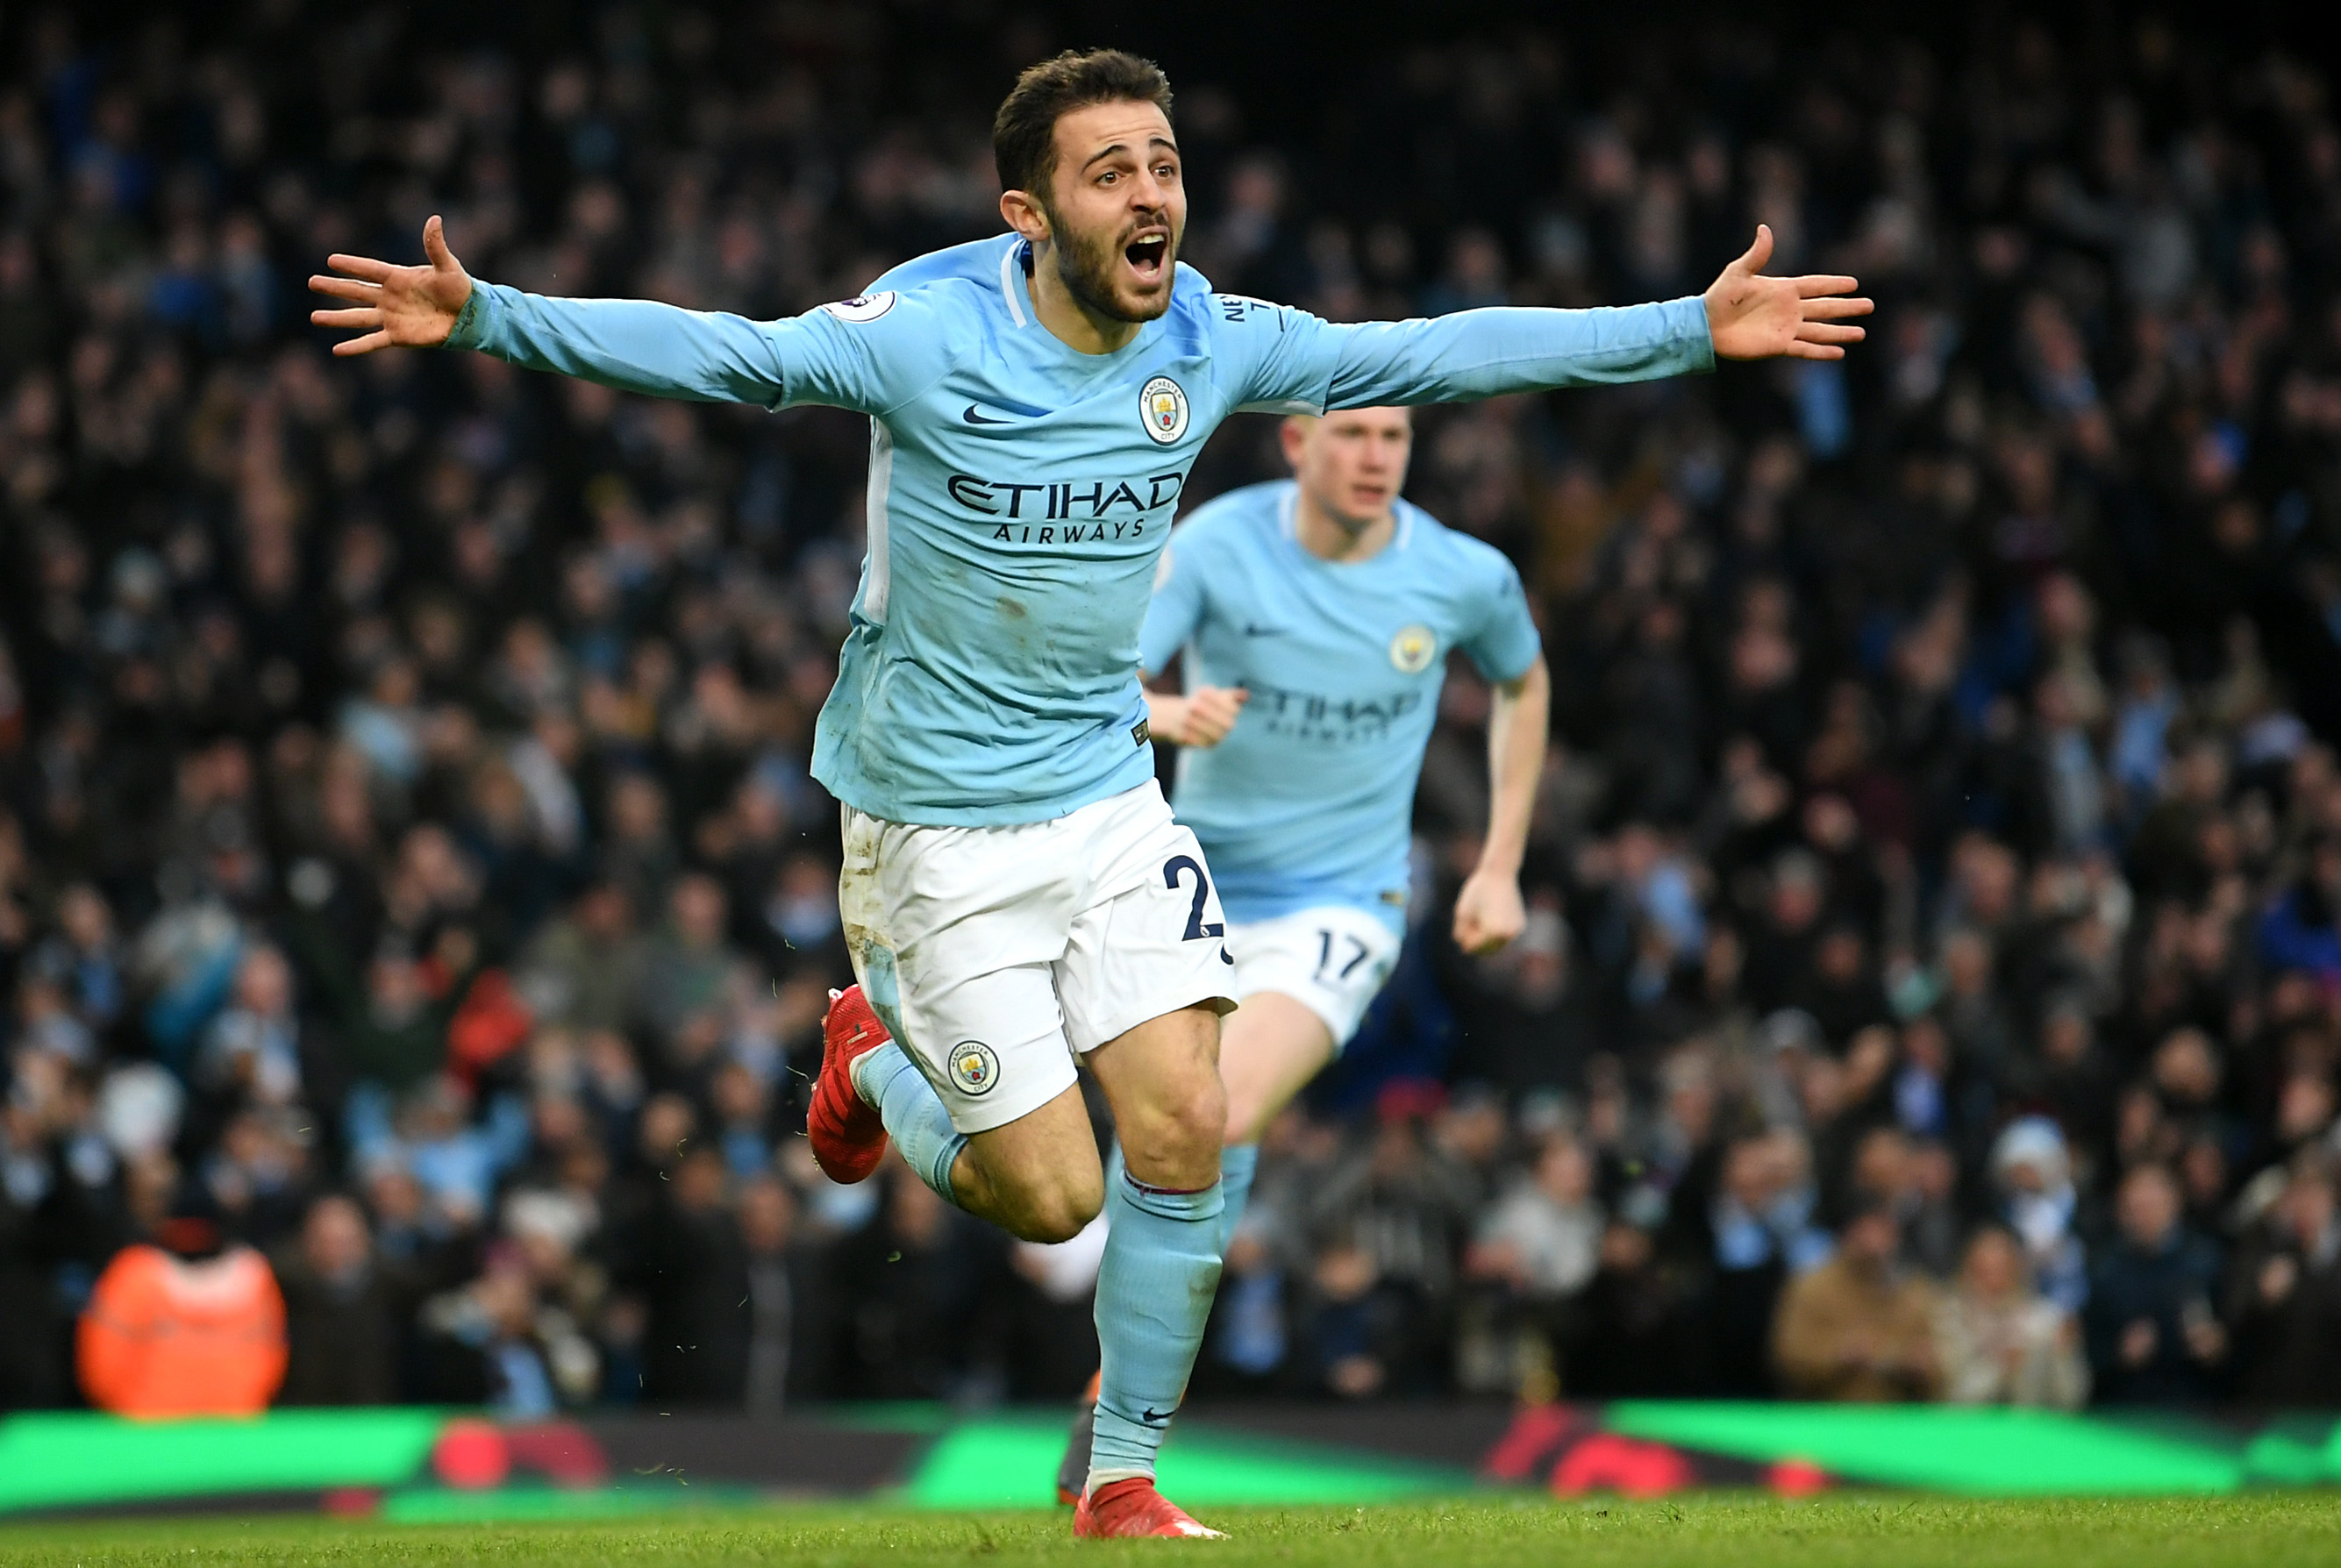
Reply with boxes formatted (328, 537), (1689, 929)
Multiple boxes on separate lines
(1135, 1071), (1227, 1170)
(1015, 1175), (1103, 1244)
(1020, 1207), (1094, 1246)
(1179, 1077), (1231, 1158)
(982, 1154), (1101, 1245)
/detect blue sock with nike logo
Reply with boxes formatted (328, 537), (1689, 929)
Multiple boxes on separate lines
(1088, 1166), (1224, 1490)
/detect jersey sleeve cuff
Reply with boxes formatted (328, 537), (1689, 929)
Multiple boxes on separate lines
(1664, 295), (1717, 374)
(443, 280), (501, 353)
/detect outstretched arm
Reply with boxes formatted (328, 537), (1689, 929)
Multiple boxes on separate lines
(1452, 655), (1548, 955)
(1233, 225), (1870, 412)
(311, 217), (912, 411)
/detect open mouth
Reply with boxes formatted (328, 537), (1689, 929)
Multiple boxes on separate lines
(1124, 233), (1168, 282)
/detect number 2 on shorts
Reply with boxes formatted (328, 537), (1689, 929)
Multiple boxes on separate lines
(1161, 855), (1224, 941)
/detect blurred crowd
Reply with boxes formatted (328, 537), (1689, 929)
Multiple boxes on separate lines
(8, 3), (2341, 1417)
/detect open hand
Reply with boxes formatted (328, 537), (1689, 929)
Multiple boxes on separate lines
(309, 214), (474, 356)
(1452, 866), (1526, 955)
(1702, 225), (1872, 360)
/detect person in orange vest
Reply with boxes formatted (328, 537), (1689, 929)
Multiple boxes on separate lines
(77, 1190), (288, 1417)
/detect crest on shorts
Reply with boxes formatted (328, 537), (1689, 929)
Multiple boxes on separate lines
(949, 1040), (1001, 1096)
(819, 291), (896, 323)
(1388, 624), (1438, 674)
(1140, 376), (1189, 445)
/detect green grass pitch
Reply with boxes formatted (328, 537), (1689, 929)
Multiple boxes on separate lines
(2, 1496), (2335, 1568)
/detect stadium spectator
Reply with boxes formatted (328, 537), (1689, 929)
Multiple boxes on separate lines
(1932, 1225), (2089, 1408)
(1470, 1134), (1602, 1306)
(77, 1201), (286, 1417)
(739, 1173), (808, 1415)
(820, 1164), (1003, 1402)
(516, 881), (639, 1036)
(1558, 1215), (1692, 1398)
(275, 1192), (410, 1406)
(630, 1143), (752, 1406)
(1302, 1094), (1478, 1393)
(413, 1248), (591, 1418)
(1990, 1119), (2089, 1316)
(1464, 1132), (1602, 1395)
(1771, 1199), (1940, 1402)
(1, 1045), (119, 1408)
(1688, 1129), (1831, 1395)
(2223, 1153), (2341, 1407)
(2084, 1165), (2229, 1405)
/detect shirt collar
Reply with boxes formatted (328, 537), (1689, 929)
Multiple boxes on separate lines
(999, 239), (1031, 329)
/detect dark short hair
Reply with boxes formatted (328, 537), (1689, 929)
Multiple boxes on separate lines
(993, 48), (1174, 203)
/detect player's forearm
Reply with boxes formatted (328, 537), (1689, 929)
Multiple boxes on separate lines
(1479, 659), (1549, 878)
(447, 281), (789, 405)
(1325, 298), (1713, 408)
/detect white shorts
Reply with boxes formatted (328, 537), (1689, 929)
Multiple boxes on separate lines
(838, 782), (1238, 1134)
(1225, 904), (1402, 1050)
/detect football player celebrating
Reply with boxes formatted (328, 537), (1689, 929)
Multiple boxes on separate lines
(313, 48), (1866, 1537)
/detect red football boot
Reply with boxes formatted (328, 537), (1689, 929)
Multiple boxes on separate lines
(807, 986), (891, 1183)
(1073, 1478), (1224, 1539)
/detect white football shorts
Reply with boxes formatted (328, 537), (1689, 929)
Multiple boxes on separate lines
(1224, 903), (1402, 1050)
(838, 781), (1238, 1134)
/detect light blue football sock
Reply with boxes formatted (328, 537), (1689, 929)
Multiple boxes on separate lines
(849, 1041), (966, 1206)
(1215, 1143), (1260, 1256)
(1088, 1167), (1224, 1488)
(1108, 1139), (1256, 1253)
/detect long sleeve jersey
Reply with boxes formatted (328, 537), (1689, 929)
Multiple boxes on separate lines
(447, 233), (1712, 824)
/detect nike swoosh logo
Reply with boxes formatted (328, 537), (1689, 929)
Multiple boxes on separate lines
(1142, 1407), (1175, 1425)
(1242, 624), (1287, 637)
(962, 403), (1012, 425)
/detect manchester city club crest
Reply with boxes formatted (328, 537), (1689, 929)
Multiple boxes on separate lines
(1139, 375), (1189, 444)
(949, 1040), (1001, 1096)
(1388, 624), (1438, 674)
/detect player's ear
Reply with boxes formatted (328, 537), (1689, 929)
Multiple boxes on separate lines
(1280, 414), (1313, 470)
(1001, 188), (1051, 246)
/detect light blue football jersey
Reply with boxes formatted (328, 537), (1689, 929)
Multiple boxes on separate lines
(1140, 481), (1540, 931)
(446, 234), (1709, 826)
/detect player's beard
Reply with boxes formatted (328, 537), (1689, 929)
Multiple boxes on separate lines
(1050, 208), (1180, 324)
